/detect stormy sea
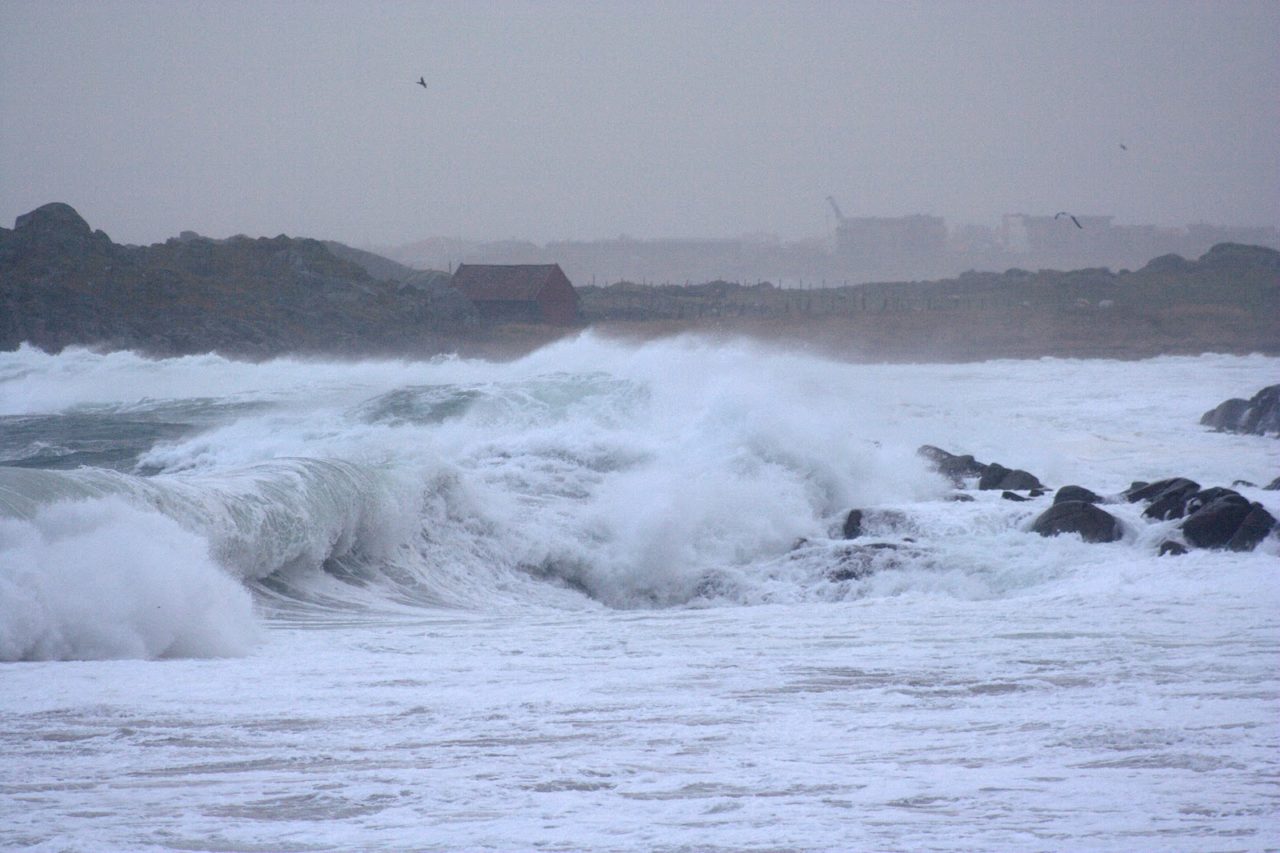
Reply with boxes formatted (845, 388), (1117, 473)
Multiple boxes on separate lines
(1, 335), (1277, 852)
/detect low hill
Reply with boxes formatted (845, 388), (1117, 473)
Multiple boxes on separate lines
(0, 203), (473, 359)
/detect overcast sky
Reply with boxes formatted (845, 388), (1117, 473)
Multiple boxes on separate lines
(2, 1), (1277, 247)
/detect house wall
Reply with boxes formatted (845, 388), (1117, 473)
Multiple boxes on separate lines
(536, 268), (580, 325)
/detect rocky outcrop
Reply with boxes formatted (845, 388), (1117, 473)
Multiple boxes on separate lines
(1200, 385), (1280, 436)
(978, 463), (1043, 491)
(914, 446), (1277, 554)
(1125, 479), (1277, 551)
(917, 446), (987, 484)
(1182, 493), (1276, 551)
(1030, 501), (1124, 543)
(917, 446), (1043, 491)
(0, 203), (476, 359)
(1054, 485), (1102, 505)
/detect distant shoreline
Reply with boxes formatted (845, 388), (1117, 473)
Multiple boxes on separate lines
(5, 203), (1276, 365)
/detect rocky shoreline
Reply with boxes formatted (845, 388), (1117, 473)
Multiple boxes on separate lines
(823, 392), (1278, 582)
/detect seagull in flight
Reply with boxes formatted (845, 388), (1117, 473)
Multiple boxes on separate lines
(416, 76), (428, 89)
(1118, 143), (1128, 150)
(1055, 211), (1083, 229)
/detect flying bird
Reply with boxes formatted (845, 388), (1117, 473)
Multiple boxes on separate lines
(1055, 211), (1083, 229)
(1119, 143), (1128, 150)
(416, 77), (427, 89)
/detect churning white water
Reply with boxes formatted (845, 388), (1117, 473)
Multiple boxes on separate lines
(1, 335), (1277, 851)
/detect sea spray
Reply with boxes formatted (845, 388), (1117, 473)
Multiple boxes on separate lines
(1, 337), (1277, 659)
(0, 496), (258, 660)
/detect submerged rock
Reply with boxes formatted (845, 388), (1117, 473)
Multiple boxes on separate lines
(1158, 541), (1189, 557)
(1030, 501), (1124, 543)
(825, 542), (924, 582)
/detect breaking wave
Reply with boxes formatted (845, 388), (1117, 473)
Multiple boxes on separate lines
(1, 337), (1277, 660)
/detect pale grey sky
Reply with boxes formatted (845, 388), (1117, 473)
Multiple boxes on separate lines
(2, 0), (1277, 246)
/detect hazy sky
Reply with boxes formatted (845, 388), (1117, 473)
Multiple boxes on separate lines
(2, 1), (1278, 246)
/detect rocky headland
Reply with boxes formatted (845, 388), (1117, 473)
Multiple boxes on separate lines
(0, 203), (475, 359)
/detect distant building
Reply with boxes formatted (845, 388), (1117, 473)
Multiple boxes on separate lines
(833, 214), (947, 278)
(452, 263), (579, 325)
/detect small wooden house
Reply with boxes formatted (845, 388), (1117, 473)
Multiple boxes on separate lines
(452, 263), (579, 325)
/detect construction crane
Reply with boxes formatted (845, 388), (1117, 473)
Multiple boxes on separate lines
(826, 196), (846, 223)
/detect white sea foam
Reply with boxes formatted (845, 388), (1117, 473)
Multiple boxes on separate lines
(0, 496), (257, 661)
(0, 336), (1276, 643)
(1, 338), (1278, 850)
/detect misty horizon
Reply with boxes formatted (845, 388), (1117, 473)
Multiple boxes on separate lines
(3, 1), (1278, 248)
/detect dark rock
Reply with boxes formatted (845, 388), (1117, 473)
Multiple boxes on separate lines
(948, 493), (976, 502)
(1028, 488), (1046, 498)
(1124, 477), (1199, 504)
(1266, 477), (1280, 491)
(1143, 480), (1204, 521)
(979, 463), (1044, 492)
(1183, 487), (1243, 516)
(842, 509), (863, 540)
(1158, 541), (1189, 557)
(1181, 494), (1262, 549)
(1226, 504), (1278, 552)
(1055, 485), (1102, 505)
(825, 542), (919, 582)
(1233, 480), (1257, 488)
(1200, 385), (1280, 436)
(1030, 501), (1124, 543)
(1001, 491), (1029, 502)
(1200, 397), (1252, 432)
(917, 445), (986, 483)
(840, 508), (913, 539)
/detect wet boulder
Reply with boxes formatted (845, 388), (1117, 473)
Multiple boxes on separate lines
(1124, 477), (1199, 504)
(1227, 504), (1279, 552)
(1054, 485), (1102, 505)
(842, 509), (863, 539)
(1030, 501), (1124, 543)
(1181, 493), (1275, 551)
(1142, 480), (1203, 521)
(1200, 385), (1280, 436)
(1158, 541), (1189, 557)
(978, 462), (1043, 492)
(1266, 476), (1280, 491)
(917, 445), (987, 484)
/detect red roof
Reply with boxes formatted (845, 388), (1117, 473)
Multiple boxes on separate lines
(452, 264), (564, 302)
